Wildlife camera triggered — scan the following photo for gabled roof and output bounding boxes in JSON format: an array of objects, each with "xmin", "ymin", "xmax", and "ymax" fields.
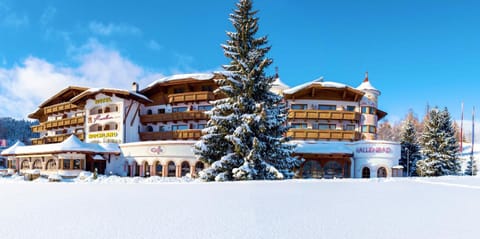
[
  {"xmin": 70, "ymin": 88, "xmax": 152, "ymax": 105},
  {"xmin": 283, "ymin": 77, "xmax": 365, "ymax": 102},
  {"xmin": 38, "ymin": 86, "xmax": 89, "ymax": 108},
  {"xmin": 141, "ymin": 73, "xmax": 221, "ymax": 94},
  {"xmin": 1, "ymin": 135, "xmax": 120, "ymax": 156}
]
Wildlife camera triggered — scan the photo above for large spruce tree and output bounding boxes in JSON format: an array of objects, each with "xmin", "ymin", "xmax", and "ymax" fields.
[
  {"xmin": 194, "ymin": 0, "xmax": 298, "ymax": 181},
  {"xmin": 399, "ymin": 120, "xmax": 421, "ymax": 176},
  {"xmin": 417, "ymin": 108, "xmax": 460, "ymax": 176}
]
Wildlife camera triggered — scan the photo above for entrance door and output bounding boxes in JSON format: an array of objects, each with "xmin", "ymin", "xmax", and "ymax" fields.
[
  {"xmin": 377, "ymin": 167, "xmax": 387, "ymax": 178},
  {"xmin": 362, "ymin": 167, "xmax": 370, "ymax": 178},
  {"xmin": 93, "ymin": 160, "xmax": 106, "ymax": 174}
]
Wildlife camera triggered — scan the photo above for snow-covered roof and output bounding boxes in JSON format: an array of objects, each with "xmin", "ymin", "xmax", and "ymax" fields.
[
  {"xmin": 271, "ymin": 77, "xmax": 290, "ymax": 94},
  {"xmin": 1, "ymin": 141, "xmax": 26, "ymax": 155},
  {"xmin": 144, "ymin": 73, "xmax": 216, "ymax": 90},
  {"xmin": 1, "ymin": 135, "xmax": 120, "ymax": 156},
  {"xmin": 282, "ymin": 77, "xmax": 353, "ymax": 95},
  {"xmin": 356, "ymin": 72, "xmax": 380, "ymax": 94},
  {"xmin": 293, "ymin": 141, "xmax": 353, "ymax": 155},
  {"xmin": 70, "ymin": 88, "xmax": 152, "ymax": 104}
]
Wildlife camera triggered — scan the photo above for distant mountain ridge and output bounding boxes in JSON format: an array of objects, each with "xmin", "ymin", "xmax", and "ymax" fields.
[{"xmin": 0, "ymin": 117, "xmax": 38, "ymax": 146}]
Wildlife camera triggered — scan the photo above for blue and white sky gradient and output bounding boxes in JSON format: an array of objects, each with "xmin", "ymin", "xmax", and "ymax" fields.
[{"xmin": 0, "ymin": 0, "xmax": 479, "ymax": 126}]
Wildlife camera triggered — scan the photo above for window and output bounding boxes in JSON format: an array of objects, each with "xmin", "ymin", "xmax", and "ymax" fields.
[
  {"xmin": 201, "ymin": 85, "xmax": 213, "ymax": 91},
  {"xmin": 63, "ymin": 159, "xmax": 71, "ymax": 169},
  {"xmin": 181, "ymin": 161, "xmax": 190, "ymax": 177},
  {"xmin": 157, "ymin": 108, "xmax": 165, "ymax": 114},
  {"xmin": 167, "ymin": 161, "xmax": 176, "ymax": 177},
  {"xmin": 361, "ymin": 125, "xmax": 377, "ymax": 134},
  {"xmin": 377, "ymin": 167, "xmax": 387, "ymax": 177},
  {"xmin": 33, "ymin": 160, "xmax": 42, "ymax": 169},
  {"xmin": 46, "ymin": 159, "xmax": 57, "ymax": 170},
  {"xmin": 195, "ymin": 162, "xmax": 205, "ymax": 176},
  {"xmin": 147, "ymin": 109, "xmax": 153, "ymax": 115},
  {"xmin": 146, "ymin": 126, "xmax": 154, "ymax": 132},
  {"xmin": 318, "ymin": 124, "xmax": 336, "ymax": 130},
  {"xmin": 104, "ymin": 107, "xmax": 111, "ymax": 113},
  {"xmin": 196, "ymin": 124, "xmax": 207, "ymax": 129},
  {"xmin": 97, "ymin": 126, "xmax": 102, "ymax": 131},
  {"xmin": 346, "ymin": 106, "xmax": 356, "ymax": 112},
  {"xmin": 21, "ymin": 160, "xmax": 30, "ymax": 170},
  {"xmin": 291, "ymin": 104, "xmax": 307, "ymax": 110},
  {"xmin": 158, "ymin": 126, "xmax": 165, "ymax": 132},
  {"xmin": 173, "ymin": 88, "xmax": 184, "ymax": 93},
  {"xmin": 291, "ymin": 123, "xmax": 307, "ymax": 129},
  {"xmin": 154, "ymin": 163, "xmax": 162, "ymax": 177},
  {"xmin": 361, "ymin": 106, "xmax": 376, "ymax": 114},
  {"xmin": 97, "ymin": 109, "xmax": 103, "ymax": 114},
  {"xmin": 362, "ymin": 167, "xmax": 370, "ymax": 178},
  {"xmin": 318, "ymin": 105, "xmax": 336, "ymax": 110},
  {"xmin": 324, "ymin": 161, "xmax": 343, "ymax": 179},
  {"xmin": 344, "ymin": 124, "xmax": 356, "ymax": 131},
  {"xmin": 302, "ymin": 160, "xmax": 322, "ymax": 179},
  {"xmin": 104, "ymin": 125, "xmax": 111, "ymax": 131},
  {"xmin": 361, "ymin": 125, "xmax": 369, "ymax": 133},
  {"xmin": 198, "ymin": 105, "xmax": 213, "ymax": 111},
  {"xmin": 73, "ymin": 159, "xmax": 81, "ymax": 169},
  {"xmin": 172, "ymin": 107, "xmax": 188, "ymax": 113},
  {"xmin": 172, "ymin": 125, "xmax": 188, "ymax": 130},
  {"xmin": 10, "ymin": 159, "xmax": 17, "ymax": 169}
]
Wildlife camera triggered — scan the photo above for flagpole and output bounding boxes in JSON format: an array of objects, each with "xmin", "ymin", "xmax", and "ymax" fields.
[
  {"xmin": 471, "ymin": 107, "xmax": 475, "ymax": 176},
  {"xmin": 460, "ymin": 102, "xmax": 464, "ymax": 153}
]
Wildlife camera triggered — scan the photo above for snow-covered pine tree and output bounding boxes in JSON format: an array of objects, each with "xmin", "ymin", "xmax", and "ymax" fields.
[
  {"xmin": 194, "ymin": 0, "xmax": 298, "ymax": 181},
  {"xmin": 399, "ymin": 120, "xmax": 421, "ymax": 176},
  {"xmin": 417, "ymin": 108, "xmax": 461, "ymax": 176},
  {"xmin": 465, "ymin": 156, "xmax": 477, "ymax": 176}
]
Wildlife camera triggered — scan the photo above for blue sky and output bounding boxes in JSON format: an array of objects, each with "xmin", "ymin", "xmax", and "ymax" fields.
[{"xmin": 0, "ymin": 0, "xmax": 479, "ymax": 123}]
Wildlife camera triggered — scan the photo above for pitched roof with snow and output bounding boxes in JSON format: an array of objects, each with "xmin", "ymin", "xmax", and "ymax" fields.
[
  {"xmin": 142, "ymin": 73, "xmax": 218, "ymax": 93},
  {"xmin": 0, "ymin": 135, "xmax": 120, "ymax": 156},
  {"xmin": 70, "ymin": 88, "xmax": 152, "ymax": 104},
  {"xmin": 283, "ymin": 77, "xmax": 357, "ymax": 95}
]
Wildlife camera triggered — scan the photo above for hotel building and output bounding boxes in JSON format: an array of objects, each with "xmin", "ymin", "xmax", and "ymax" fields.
[{"xmin": 1, "ymin": 72, "xmax": 401, "ymax": 179}]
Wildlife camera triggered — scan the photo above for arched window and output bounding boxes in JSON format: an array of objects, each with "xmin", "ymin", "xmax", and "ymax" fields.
[
  {"xmin": 181, "ymin": 161, "xmax": 190, "ymax": 177},
  {"xmin": 155, "ymin": 162, "xmax": 163, "ymax": 177},
  {"xmin": 302, "ymin": 160, "xmax": 322, "ymax": 179},
  {"xmin": 104, "ymin": 125, "xmax": 110, "ymax": 131},
  {"xmin": 97, "ymin": 108, "xmax": 103, "ymax": 114},
  {"xmin": 104, "ymin": 107, "xmax": 111, "ymax": 113},
  {"xmin": 146, "ymin": 126, "xmax": 153, "ymax": 132},
  {"xmin": 377, "ymin": 167, "xmax": 387, "ymax": 178},
  {"xmin": 167, "ymin": 161, "xmax": 176, "ymax": 177},
  {"xmin": 33, "ymin": 160, "xmax": 42, "ymax": 169},
  {"xmin": 362, "ymin": 167, "xmax": 370, "ymax": 178},
  {"xmin": 195, "ymin": 161, "xmax": 204, "ymax": 175},
  {"xmin": 21, "ymin": 160, "xmax": 30, "ymax": 169},
  {"xmin": 46, "ymin": 159, "xmax": 57, "ymax": 170},
  {"xmin": 143, "ymin": 162, "xmax": 150, "ymax": 177},
  {"xmin": 324, "ymin": 161, "xmax": 343, "ymax": 179}
]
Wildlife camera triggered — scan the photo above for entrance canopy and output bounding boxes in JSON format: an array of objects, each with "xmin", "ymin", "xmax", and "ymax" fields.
[{"xmin": 1, "ymin": 135, "xmax": 120, "ymax": 156}]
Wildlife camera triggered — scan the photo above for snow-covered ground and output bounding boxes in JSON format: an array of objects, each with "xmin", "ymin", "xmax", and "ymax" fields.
[{"xmin": 0, "ymin": 176, "xmax": 479, "ymax": 239}]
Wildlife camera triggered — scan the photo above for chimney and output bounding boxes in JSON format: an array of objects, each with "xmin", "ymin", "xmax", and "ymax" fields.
[{"xmin": 132, "ymin": 82, "xmax": 139, "ymax": 92}]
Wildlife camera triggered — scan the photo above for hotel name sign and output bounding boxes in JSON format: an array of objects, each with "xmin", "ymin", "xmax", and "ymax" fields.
[
  {"xmin": 88, "ymin": 131, "xmax": 119, "ymax": 139},
  {"xmin": 95, "ymin": 97, "xmax": 112, "ymax": 105}
]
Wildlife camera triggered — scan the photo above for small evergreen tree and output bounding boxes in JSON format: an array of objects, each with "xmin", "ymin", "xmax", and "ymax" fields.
[
  {"xmin": 399, "ymin": 120, "xmax": 421, "ymax": 176},
  {"xmin": 464, "ymin": 156, "xmax": 477, "ymax": 176},
  {"xmin": 194, "ymin": 0, "xmax": 298, "ymax": 181},
  {"xmin": 417, "ymin": 108, "xmax": 461, "ymax": 176}
]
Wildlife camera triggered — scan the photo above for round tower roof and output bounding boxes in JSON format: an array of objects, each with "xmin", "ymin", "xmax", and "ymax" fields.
[{"xmin": 356, "ymin": 72, "xmax": 380, "ymax": 95}]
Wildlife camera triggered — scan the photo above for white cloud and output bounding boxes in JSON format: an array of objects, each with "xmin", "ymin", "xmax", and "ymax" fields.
[
  {"xmin": 0, "ymin": 3, "xmax": 28, "ymax": 27},
  {"xmin": 0, "ymin": 41, "xmax": 163, "ymax": 119},
  {"xmin": 89, "ymin": 21, "xmax": 141, "ymax": 36}
]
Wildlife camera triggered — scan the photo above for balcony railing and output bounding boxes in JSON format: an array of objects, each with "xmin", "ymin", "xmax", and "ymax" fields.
[
  {"xmin": 31, "ymin": 133, "xmax": 85, "ymax": 145},
  {"xmin": 168, "ymin": 91, "xmax": 215, "ymax": 104},
  {"xmin": 44, "ymin": 116, "xmax": 85, "ymax": 130},
  {"xmin": 31, "ymin": 125, "xmax": 45, "ymax": 133},
  {"xmin": 288, "ymin": 110, "xmax": 361, "ymax": 121},
  {"xmin": 286, "ymin": 129, "xmax": 361, "ymax": 141},
  {"xmin": 140, "ymin": 111, "xmax": 208, "ymax": 124},
  {"xmin": 44, "ymin": 102, "xmax": 79, "ymax": 115},
  {"xmin": 140, "ymin": 130, "xmax": 202, "ymax": 141}
]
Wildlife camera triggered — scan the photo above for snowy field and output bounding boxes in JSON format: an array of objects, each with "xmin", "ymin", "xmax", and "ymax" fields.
[{"xmin": 0, "ymin": 176, "xmax": 479, "ymax": 239}]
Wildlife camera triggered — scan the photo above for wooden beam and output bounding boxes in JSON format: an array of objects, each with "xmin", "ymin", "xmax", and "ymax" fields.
[
  {"xmin": 123, "ymin": 99, "xmax": 133, "ymax": 124},
  {"xmin": 130, "ymin": 103, "xmax": 141, "ymax": 126}
]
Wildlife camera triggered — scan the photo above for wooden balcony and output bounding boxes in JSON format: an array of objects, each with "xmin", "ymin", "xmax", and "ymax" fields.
[
  {"xmin": 140, "ymin": 130, "xmax": 202, "ymax": 141},
  {"xmin": 31, "ymin": 124, "xmax": 45, "ymax": 133},
  {"xmin": 140, "ymin": 111, "xmax": 208, "ymax": 124},
  {"xmin": 288, "ymin": 110, "xmax": 361, "ymax": 121},
  {"xmin": 31, "ymin": 133, "xmax": 85, "ymax": 145},
  {"xmin": 44, "ymin": 102, "xmax": 79, "ymax": 115},
  {"xmin": 44, "ymin": 116, "xmax": 85, "ymax": 130},
  {"xmin": 287, "ymin": 129, "xmax": 361, "ymax": 141},
  {"xmin": 168, "ymin": 91, "xmax": 215, "ymax": 104}
]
